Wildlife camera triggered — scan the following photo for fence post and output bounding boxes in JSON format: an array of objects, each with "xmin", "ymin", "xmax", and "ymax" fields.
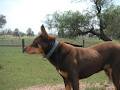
[
  {"xmin": 83, "ymin": 39, "xmax": 85, "ymax": 47},
  {"xmin": 22, "ymin": 39, "xmax": 25, "ymax": 53}
]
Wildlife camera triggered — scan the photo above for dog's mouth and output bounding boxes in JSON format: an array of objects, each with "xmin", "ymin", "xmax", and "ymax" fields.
[{"xmin": 24, "ymin": 46, "xmax": 44, "ymax": 54}]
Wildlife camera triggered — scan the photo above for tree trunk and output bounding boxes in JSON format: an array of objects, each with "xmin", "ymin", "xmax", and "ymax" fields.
[{"xmin": 99, "ymin": 29, "xmax": 112, "ymax": 41}]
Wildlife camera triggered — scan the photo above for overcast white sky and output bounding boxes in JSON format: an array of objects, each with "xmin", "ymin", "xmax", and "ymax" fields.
[
  {"xmin": 0, "ymin": 0, "xmax": 91, "ymax": 34},
  {"xmin": 0, "ymin": 0, "xmax": 119, "ymax": 34}
]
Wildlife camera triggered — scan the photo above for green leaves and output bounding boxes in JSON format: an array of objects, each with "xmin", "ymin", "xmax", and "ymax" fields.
[
  {"xmin": 45, "ymin": 11, "xmax": 91, "ymax": 37},
  {"xmin": 0, "ymin": 14, "xmax": 7, "ymax": 28},
  {"xmin": 103, "ymin": 5, "xmax": 120, "ymax": 38}
]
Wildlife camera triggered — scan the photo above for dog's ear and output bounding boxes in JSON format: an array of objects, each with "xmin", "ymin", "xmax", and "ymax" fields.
[{"xmin": 41, "ymin": 25, "xmax": 48, "ymax": 38}]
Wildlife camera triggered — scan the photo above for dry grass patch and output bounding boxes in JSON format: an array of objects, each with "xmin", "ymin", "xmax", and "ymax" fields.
[{"xmin": 20, "ymin": 82, "xmax": 115, "ymax": 90}]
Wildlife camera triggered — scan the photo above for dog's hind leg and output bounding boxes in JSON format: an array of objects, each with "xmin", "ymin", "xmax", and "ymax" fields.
[
  {"xmin": 112, "ymin": 64, "xmax": 120, "ymax": 90},
  {"xmin": 104, "ymin": 64, "xmax": 113, "ymax": 83},
  {"xmin": 112, "ymin": 72, "xmax": 120, "ymax": 90}
]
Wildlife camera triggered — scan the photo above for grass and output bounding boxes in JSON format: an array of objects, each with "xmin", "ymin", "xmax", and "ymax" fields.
[
  {"xmin": 0, "ymin": 47, "xmax": 62, "ymax": 90},
  {"xmin": 0, "ymin": 37, "xmax": 109, "ymax": 90},
  {"xmin": 59, "ymin": 36, "xmax": 103, "ymax": 47}
]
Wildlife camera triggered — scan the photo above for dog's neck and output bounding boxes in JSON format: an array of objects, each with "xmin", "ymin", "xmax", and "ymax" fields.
[
  {"xmin": 46, "ymin": 42, "xmax": 71, "ymax": 69},
  {"xmin": 44, "ymin": 40, "xmax": 59, "ymax": 59}
]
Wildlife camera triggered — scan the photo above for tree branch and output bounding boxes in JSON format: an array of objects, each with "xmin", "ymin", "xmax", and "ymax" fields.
[{"xmin": 77, "ymin": 26, "xmax": 112, "ymax": 41}]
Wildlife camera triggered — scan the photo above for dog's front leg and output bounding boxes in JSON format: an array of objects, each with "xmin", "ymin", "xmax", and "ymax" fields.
[
  {"xmin": 58, "ymin": 70, "xmax": 72, "ymax": 90},
  {"xmin": 69, "ymin": 73, "xmax": 79, "ymax": 90},
  {"xmin": 71, "ymin": 78, "xmax": 79, "ymax": 90},
  {"xmin": 62, "ymin": 77, "xmax": 71, "ymax": 90}
]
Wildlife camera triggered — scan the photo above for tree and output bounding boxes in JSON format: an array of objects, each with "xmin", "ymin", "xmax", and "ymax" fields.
[
  {"xmin": 74, "ymin": 0, "xmax": 113, "ymax": 41},
  {"xmin": 26, "ymin": 28, "xmax": 34, "ymax": 36},
  {"xmin": 45, "ymin": 11, "xmax": 91, "ymax": 37},
  {"xmin": 0, "ymin": 15, "xmax": 7, "ymax": 29},
  {"xmin": 45, "ymin": 0, "xmax": 118, "ymax": 41},
  {"xmin": 13, "ymin": 28, "xmax": 20, "ymax": 37},
  {"xmin": 5, "ymin": 28, "xmax": 13, "ymax": 35},
  {"xmin": 103, "ymin": 5, "xmax": 120, "ymax": 38},
  {"xmin": 19, "ymin": 32, "xmax": 26, "ymax": 37}
]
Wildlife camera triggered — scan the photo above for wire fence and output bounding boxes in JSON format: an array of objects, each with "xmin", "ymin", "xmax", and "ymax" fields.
[
  {"xmin": 0, "ymin": 38, "xmax": 34, "ymax": 53},
  {"xmin": 0, "ymin": 38, "xmax": 34, "ymax": 46},
  {"xmin": 0, "ymin": 36, "xmax": 85, "ymax": 53}
]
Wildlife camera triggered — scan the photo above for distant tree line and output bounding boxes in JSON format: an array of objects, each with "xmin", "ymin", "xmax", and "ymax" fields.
[
  {"xmin": 0, "ymin": 14, "xmax": 35, "ymax": 38},
  {"xmin": 0, "ymin": 15, "xmax": 6, "ymax": 29},
  {"xmin": 0, "ymin": 28, "xmax": 35, "ymax": 37},
  {"xmin": 45, "ymin": 0, "xmax": 120, "ymax": 41}
]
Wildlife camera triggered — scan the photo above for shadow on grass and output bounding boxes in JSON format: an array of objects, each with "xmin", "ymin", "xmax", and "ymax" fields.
[{"xmin": 0, "ymin": 65, "xmax": 3, "ymax": 69}]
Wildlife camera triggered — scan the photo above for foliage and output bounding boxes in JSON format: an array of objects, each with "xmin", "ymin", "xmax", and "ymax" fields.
[
  {"xmin": 13, "ymin": 28, "xmax": 20, "ymax": 37},
  {"xmin": 26, "ymin": 28, "xmax": 34, "ymax": 36},
  {"xmin": 0, "ymin": 28, "xmax": 26, "ymax": 38},
  {"xmin": 45, "ymin": 0, "xmax": 116, "ymax": 41},
  {"xmin": 0, "ymin": 14, "xmax": 6, "ymax": 29},
  {"xmin": 103, "ymin": 5, "xmax": 120, "ymax": 38},
  {"xmin": 45, "ymin": 11, "xmax": 91, "ymax": 37},
  {"xmin": 75, "ymin": 0, "xmax": 113, "ymax": 41},
  {"xmin": 4, "ymin": 28, "xmax": 13, "ymax": 35}
]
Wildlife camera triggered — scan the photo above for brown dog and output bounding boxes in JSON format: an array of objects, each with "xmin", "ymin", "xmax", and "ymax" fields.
[{"xmin": 24, "ymin": 25, "xmax": 120, "ymax": 90}]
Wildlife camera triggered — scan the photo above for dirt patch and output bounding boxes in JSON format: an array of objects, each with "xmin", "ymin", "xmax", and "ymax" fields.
[{"xmin": 20, "ymin": 82, "xmax": 115, "ymax": 90}]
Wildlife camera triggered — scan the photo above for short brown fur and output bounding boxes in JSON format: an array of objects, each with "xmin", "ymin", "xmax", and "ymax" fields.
[{"xmin": 25, "ymin": 25, "xmax": 120, "ymax": 90}]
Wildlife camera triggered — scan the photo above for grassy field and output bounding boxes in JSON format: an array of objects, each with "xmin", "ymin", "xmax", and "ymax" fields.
[{"xmin": 0, "ymin": 37, "xmax": 110, "ymax": 90}]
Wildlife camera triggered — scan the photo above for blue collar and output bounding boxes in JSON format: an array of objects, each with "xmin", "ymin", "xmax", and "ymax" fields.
[{"xmin": 46, "ymin": 40, "xmax": 59, "ymax": 59}]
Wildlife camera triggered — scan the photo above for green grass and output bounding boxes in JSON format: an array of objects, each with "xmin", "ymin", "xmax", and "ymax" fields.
[
  {"xmin": 60, "ymin": 36, "xmax": 103, "ymax": 47},
  {"xmin": 0, "ymin": 37, "xmax": 109, "ymax": 90},
  {"xmin": 0, "ymin": 47, "xmax": 62, "ymax": 90}
]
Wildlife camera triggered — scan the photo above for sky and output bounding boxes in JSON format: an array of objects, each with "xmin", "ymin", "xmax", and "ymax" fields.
[
  {"xmin": 0, "ymin": 0, "xmax": 90, "ymax": 34},
  {"xmin": 0, "ymin": 0, "xmax": 120, "ymax": 34}
]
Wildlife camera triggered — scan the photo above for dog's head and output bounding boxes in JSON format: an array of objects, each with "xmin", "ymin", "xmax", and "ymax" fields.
[{"xmin": 24, "ymin": 25, "xmax": 56, "ymax": 56}]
